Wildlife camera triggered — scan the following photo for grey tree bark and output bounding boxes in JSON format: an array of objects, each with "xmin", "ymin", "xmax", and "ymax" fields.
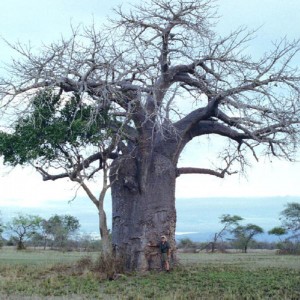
[{"xmin": 110, "ymin": 152, "xmax": 177, "ymax": 271}]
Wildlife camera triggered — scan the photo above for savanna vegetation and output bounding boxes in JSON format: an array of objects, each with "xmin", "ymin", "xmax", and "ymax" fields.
[
  {"xmin": 1, "ymin": 213, "xmax": 103, "ymax": 252},
  {"xmin": 1, "ymin": 206, "xmax": 300, "ymax": 298},
  {"xmin": 0, "ymin": 248, "xmax": 299, "ymax": 299},
  {"xmin": 0, "ymin": 203, "xmax": 300, "ymax": 299},
  {"xmin": 1, "ymin": 204, "xmax": 300, "ymax": 255},
  {"xmin": 178, "ymin": 207, "xmax": 300, "ymax": 255}
]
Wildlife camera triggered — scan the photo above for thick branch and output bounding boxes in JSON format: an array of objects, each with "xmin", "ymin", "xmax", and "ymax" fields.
[
  {"xmin": 177, "ymin": 166, "xmax": 238, "ymax": 178},
  {"xmin": 36, "ymin": 151, "xmax": 118, "ymax": 181},
  {"xmin": 177, "ymin": 167, "xmax": 226, "ymax": 178},
  {"xmin": 189, "ymin": 120, "xmax": 248, "ymax": 141}
]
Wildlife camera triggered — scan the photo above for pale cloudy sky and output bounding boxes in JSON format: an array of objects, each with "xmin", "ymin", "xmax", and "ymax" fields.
[{"xmin": 0, "ymin": 0, "xmax": 300, "ymax": 214}]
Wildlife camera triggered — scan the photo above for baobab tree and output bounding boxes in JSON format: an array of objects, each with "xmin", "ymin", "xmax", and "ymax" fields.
[{"xmin": 1, "ymin": 0, "xmax": 300, "ymax": 270}]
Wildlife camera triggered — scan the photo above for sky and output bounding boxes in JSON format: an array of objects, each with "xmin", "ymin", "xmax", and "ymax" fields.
[{"xmin": 0, "ymin": 0, "xmax": 300, "ymax": 236}]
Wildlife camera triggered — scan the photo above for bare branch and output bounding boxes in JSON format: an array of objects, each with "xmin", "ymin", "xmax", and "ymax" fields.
[{"xmin": 176, "ymin": 167, "xmax": 236, "ymax": 178}]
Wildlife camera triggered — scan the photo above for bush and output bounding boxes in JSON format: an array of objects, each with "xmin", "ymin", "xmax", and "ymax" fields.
[
  {"xmin": 74, "ymin": 252, "xmax": 125, "ymax": 280},
  {"xmin": 276, "ymin": 241, "xmax": 300, "ymax": 255},
  {"xmin": 177, "ymin": 238, "xmax": 197, "ymax": 249}
]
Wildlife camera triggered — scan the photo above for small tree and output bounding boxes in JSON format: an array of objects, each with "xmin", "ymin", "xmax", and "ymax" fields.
[
  {"xmin": 210, "ymin": 214, "xmax": 243, "ymax": 252},
  {"xmin": 0, "ymin": 90, "xmax": 114, "ymax": 254},
  {"xmin": 77, "ymin": 233, "xmax": 94, "ymax": 252},
  {"xmin": 7, "ymin": 214, "xmax": 42, "ymax": 250},
  {"xmin": 232, "ymin": 224, "xmax": 264, "ymax": 253},
  {"xmin": 281, "ymin": 202, "xmax": 300, "ymax": 239},
  {"xmin": 177, "ymin": 238, "xmax": 196, "ymax": 250},
  {"xmin": 271, "ymin": 202, "xmax": 300, "ymax": 254},
  {"xmin": 0, "ymin": 212, "xmax": 3, "ymax": 248},
  {"xmin": 268, "ymin": 226, "xmax": 287, "ymax": 241},
  {"xmin": 28, "ymin": 232, "xmax": 45, "ymax": 249},
  {"xmin": 42, "ymin": 215, "xmax": 80, "ymax": 250},
  {"xmin": 39, "ymin": 219, "xmax": 51, "ymax": 250},
  {"xmin": 268, "ymin": 226, "xmax": 288, "ymax": 252}
]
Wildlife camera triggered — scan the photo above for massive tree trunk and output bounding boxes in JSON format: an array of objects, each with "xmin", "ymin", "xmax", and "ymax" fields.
[{"xmin": 110, "ymin": 152, "xmax": 177, "ymax": 271}]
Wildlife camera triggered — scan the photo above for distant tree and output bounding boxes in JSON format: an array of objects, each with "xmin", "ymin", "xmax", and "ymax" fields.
[
  {"xmin": 0, "ymin": 212, "xmax": 4, "ymax": 248},
  {"xmin": 268, "ymin": 226, "xmax": 289, "ymax": 253},
  {"xmin": 268, "ymin": 226, "xmax": 287, "ymax": 241},
  {"xmin": 7, "ymin": 214, "xmax": 42, "ymax": 250},
  {"xmin": 280, "ymin": 202, "xmax": 300, "ymax": 240},
  {"xmin": 269, "ymin": 202, "xmax": 300, "ymax": 254},
  {"xmin": 77, "ymin": 233, "xmax": 93, "ymax": 251},
  {"xmin": 210, "ymin": 214, "xmax": 243, "ymax": 252},
  {"xmin": 6, "ymin": 236, "xmax": 15, "ymax": 247},
  {"xmin": 177, "ymin": 238, "xmax": 196, "ymax": 250},
  {"xmin": 28, "ymin": 232, "xmax": 45, "ymax": 249},
  {"xmin": 39, "ymin": 219, "xmax": 51, "ymax": 250},
  {"xmin": 232, "ymin": 224, "xmax": 264, "ymax": 253},
  {"xmin": 42, "ymin": 215, "xmax": 80, "ymax": 250}
]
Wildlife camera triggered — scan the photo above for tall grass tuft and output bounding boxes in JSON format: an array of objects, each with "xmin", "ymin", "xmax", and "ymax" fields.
[{"xmin": 74, "ymin": 252, "xmax": 125, "ymax": 280}]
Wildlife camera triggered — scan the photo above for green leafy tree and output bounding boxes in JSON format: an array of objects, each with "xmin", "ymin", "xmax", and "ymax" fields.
[
  {"xmin": 28, "ymin": 232, "xmax": 45, "ymax": 248},
  {"xmin": 0, "ymin": 90, "xmax": 114, "ymax": 254},
  {"xmin": 270, "ymin": 202, "xmax": 300, "ymax": 253},
  {"xmin": 280, "ymin": 202, "xmax": 300, "ymax": 239},
  {"xmin": 1, "ymin": 0, "xmax": 300, "ymax": 270},
  {"xmin": 0, "ymin": 91, "xmax": 112, "ymax": 165},
  {"xmin": 268, "ymin": 226, "xmax": 287, "ymax": 240},
  {"xmin": 43, "ymin": 215, "xmax": 80, "ymax": 250},
  {"xmin": 268, "ymin": 226, "xmax": 288, "ymax": 252},
  {"xmin": 0, "ymin": 212, "xmax": 4, "ymax": 248},
  {"xmin": 7, "ymin": 214, "xmax": 43, "ymax": 250},
  {"xmin": 210, "ymin": 214, "xmax": 243, "ymax": 252},
  {"xmin": 232, "ymin": 224, "xmax": 264, "ymax": 253}
]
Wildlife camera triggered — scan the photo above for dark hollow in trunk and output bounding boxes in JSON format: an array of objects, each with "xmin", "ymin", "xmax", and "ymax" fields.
[{"xmin": 110, "ymin": 153, "xmax": 177, "ymax": 271}]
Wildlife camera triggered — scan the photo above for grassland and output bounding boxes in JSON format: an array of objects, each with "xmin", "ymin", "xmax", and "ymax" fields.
[{"xmin": 0, "ymin": 247, "xmax": 299, "ymax": 299}]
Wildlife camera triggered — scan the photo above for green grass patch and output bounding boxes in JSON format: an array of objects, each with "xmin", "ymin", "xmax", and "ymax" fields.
[
  {"xmin": 0, "ymin": 246, "xmax": 99, "ymax": 265},
  {"xmin": 102, "ymin": 264, "xmax": 300, "ymax": 299},
  {"xmin": 0, "ymin": 248, "xmax": 299, "ymax": 299}
]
